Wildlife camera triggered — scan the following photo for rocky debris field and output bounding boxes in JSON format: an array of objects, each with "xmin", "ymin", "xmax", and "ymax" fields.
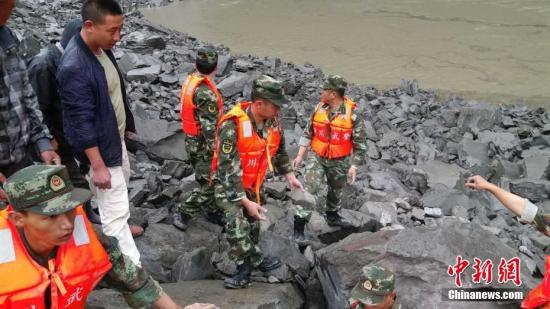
[{"xmin": 13, "ymin": 1, "xmax": 550, "ymax": 308}]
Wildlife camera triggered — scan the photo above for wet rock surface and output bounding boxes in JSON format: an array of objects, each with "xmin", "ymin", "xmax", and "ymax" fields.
[{"xmin": 12, "ymin": 1, "xmax": 550, "ymax": 308}]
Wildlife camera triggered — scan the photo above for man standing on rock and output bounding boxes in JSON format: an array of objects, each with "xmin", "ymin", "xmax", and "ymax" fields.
[
  {"xmin": 212, "ymin": 75, "xmax": 304, "ymax": 289},
  {"xmin": 58, "ymin": 0, "xmax": 143, "ymax": 268},
  {"xmin": 173, "ymin": 47, "xmax": 225, "ymax": 231},
  {"xmin": 348, "ymin": 265, "xmax": 401, "ymax": 309},
  {"xmin": 0, "ymin": 0, "xmax": 61, "ymax": 201},
  {"xmin": 28, "ymin": 18, "xmax": 102, "ymax": 224},
  {"xmin": 292, "ymin": 74, "xmax": 368, "ymax": 240}
]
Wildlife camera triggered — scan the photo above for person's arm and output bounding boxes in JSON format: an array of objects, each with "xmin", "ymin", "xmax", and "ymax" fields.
[
  {"xmin": 20, "ymin": 53, "xmax": 58, "ymax": 162},
  {"xmin": 350, "ymin": 109, "xmax": 367, "ymax": 167},
  {"xmin": 194, "ymin": 85, "xmax": 219, "ymax": 148},
  {"xmin": 293, "ymin": 109, "xmax": 315, "ymax": 169},
  {"xmin": 28, "ymin": 52, "xmax": 59, "ymax": 140},
  {"xmin": 271, "ymin": 125, "xmax": 303, "ymax": 191},
  {"xmin": 465, "ymin": 175, "xmax": 525, "ymax": 217}
]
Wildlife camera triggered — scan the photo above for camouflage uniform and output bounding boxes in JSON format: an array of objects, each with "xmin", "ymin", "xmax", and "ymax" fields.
[
  {"xmin": 177, "ymin": 47, "xmax": 223, "ymax": 217},
  {"xmin": 295, "ymin": 75, "xmax": 368, "ymax": 221},
  {"xmin": 3, "ymin": 165, "xmax": 162, "ymax": 308},
  {"xmin": 215, "ymin": 76, "xmax": 292, "ymax": 267},
  {"xmin": 348, "ymin": 265, "xmax": 401, "ymax": 309}
]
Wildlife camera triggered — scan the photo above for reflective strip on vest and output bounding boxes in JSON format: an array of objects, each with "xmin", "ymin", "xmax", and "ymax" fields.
[
  {"xmin": 180, "ymin": 73, "xmax": 223, "ymax": 136},
  {"xmin": 310, "ymin": 98, "xmax": 356, "ymax": 159},
  {"xmin": 0, "ymin": 228, "xmax": 15, "ymax": 264}
]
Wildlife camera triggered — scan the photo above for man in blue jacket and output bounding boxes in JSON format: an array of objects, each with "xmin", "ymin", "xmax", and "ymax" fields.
[{"xmin": 58, "ymin": 0, "xmax": 142, "ymax": 267}]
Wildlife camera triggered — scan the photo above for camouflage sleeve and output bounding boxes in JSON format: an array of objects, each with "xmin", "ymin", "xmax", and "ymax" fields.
[
  {"xmin": 194, "ymin": 84, "xmax": 219, "ymax": 147},
  {"xmin": 350, "ymin": 110, "xmax": 368, "ymax": 166},
  {"xmin": 216, "ymin": 120, "xmax": 246, "ymax": 202},
  {"xmin": 272, "ymin": 126, "xmax": 293, "ymax": 175},
  {"xmin": 96, "ymin": 231, "xmax": 162, "ymax": 308},
  {"xmin": 529, "ymin": 202, "xmax": 550, "ymax": 237},
  {"xmin": 298, "ymin": 115, "xmax": 313, "ymax": 147}
]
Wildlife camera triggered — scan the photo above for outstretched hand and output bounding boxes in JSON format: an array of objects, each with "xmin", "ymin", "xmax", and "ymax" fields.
[{"xmin": 465, "ymin": 175, "xmax": 491, "ymax": 191}]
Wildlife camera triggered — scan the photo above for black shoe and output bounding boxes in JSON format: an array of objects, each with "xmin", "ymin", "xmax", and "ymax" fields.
[
  {"xmin": 173, "ymin": 212, "xmax": 191, "ymax": 231},
  {"xmin": 326, "ymin": 211, "xmax": 354, "ymax": 228},
  {"xmin": 206, "ymin": 211, "xmax": 227, "ymax": 226},
  {"xmin": 294, "ymin": 217, "xmax": 307, "ymax": 244},
  {"xmin": 224, "ymin": 260, "xmax": 252, "ymax": 289},
  {"xmin": 84, "ymin": 202, "xmax": 101, "ymax": 224},
  {"xmin": 256, "ymin": 256, "xmax": 282, "ymax": 272}
]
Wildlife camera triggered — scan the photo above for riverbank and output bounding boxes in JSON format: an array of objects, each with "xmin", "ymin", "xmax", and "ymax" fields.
[{"xmin": 141, "ymin": 0, "xmax": 550, "ymax": 107}]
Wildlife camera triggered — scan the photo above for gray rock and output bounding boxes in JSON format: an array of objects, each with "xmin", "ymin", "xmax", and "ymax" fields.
[
  {"xmin": 456, "ymin": 101, "xmax": 502, "ymax": 133},
  {"xmin": 171, "ymin": 247, "xmax": 216, "ymax": 281},
  {"xmin": 411, "ymin": 208, "xmax": 425, "ymax": 221},
  {"xmin": 529, "ymin": 233, "xmax": 550, "ymax": 251},
  {"xmin": 127, "ymin": 64, "xmax": 162, "ymax": 83},
  {"xmin": 145, "ymin": 34, "xmax": 166, "ymax": 50},
  {"xmin": 288, "ymin": 189, "xmax": 316, "ymax": 209},
  {"xmin": 358, "ymin": 201, "xmax": 397, "ymax": 226},
  {"xmin": 264, "ymin": 181, "xmax": 288, "ymax": 200},
  {"xmin": 424, "ymin": 207, "xmax": 442, "ymax": 218},
  {"xmin": 218, "ymin": 72, "xmax": 248, "ymax": 97},
  {"xmin": 315, "ymin": 218, "xmax": 536, "ymax": 309},
  {"xmin": 135, "ymin": 219, "xmax": 222, "ymax": 282},
  {"xmin": 422, "ymin": 185, "xmax": 474, "ymax": 216},
  {"xmin": 509, "ymin": 179, "xmax": 550, "ymax": 203},
  {"xmin": 415, "ymin": 160, "xmax": 465, "ymax": 189},
  {"xmin": 309, "ymin": 209, "xmax": 379, "ymax": 244}
]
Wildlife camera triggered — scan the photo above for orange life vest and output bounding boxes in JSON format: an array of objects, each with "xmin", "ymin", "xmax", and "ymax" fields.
[
  {"xmin": 180, "ymin": 73, "xmax": 224, "ymax": 136},
  {"xmin": 522, "ymin": 255, "xmax": 550, "ymax": 308},
  {"xmin": 310, "ymin": 98, "xmax": 356, "ymax": 159},
  {"xmin": 211, "ymin": 102, "xmax": 281, "ymax": 203},
  {"xmin": 0, "ymin": 206, "xmax": 112, "ymax": 309}
]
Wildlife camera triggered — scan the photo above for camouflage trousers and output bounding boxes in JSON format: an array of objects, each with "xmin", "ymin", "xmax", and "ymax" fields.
[
  {"xmin": 176, "ymin": 136, "xmax": 221, "ymax": 216},
  {"xmin": 295, "ymin": 153, "xmax": 350, "ymax": 222},
  {"xmin": 215, "ymin": 186, "xmax": 264, "ymax": 267}
]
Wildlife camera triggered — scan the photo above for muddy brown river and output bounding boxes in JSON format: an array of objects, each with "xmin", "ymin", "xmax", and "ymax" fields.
[{"xmin": 142, "ymin": 0, "xmax": 550, "ymax": 106}]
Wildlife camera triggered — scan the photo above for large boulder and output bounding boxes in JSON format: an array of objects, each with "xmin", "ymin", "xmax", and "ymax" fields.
[
  {"xmin": 135, "ymin": 219, "xmax": 222, "ymax": 283},
  {"xmin": 315, "ymin": 218, "xmax": 536, "ymax": 309}
]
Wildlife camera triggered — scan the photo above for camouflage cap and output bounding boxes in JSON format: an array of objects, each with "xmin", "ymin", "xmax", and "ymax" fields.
[
  {"xmin": 323, "ymin": 74, "xmax": 347, "ymax": 93},
  {"xmin": 348, "ymin": 265, "xmax": 395, "ymax": 306},
  {"xmin": 4, "ymin": 165, "xmax": 91, "ymax": 215},
  {"xmin": 252, "ymin": 75, "xmax": 288, "ymax": 107},
  {"xmin": 196, "ymin": 46, "xmax": 218, "ymax": 66}
]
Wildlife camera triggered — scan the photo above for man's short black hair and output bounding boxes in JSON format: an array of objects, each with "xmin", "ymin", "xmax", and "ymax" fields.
[
  {"xmin": 81, "ymin": 0, "xmax": 123, "ymax": 24},
  {"xmin": 196, "ymin": 60, "xmax": 216, "ymax": 75}
]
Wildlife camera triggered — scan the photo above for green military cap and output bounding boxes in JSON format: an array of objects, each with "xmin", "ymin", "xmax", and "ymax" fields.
[
  {"xmin": 4, "ymin": 165, "xmax": 91, "ymax": 215},
  {"xmin": 196, "ymin": 46, "xmax": 218, "ymax": 66},
  {"xmin": 323, "ymin": 74, "xmax": 347, "ymax": 93},
  {"xmin": 348, "ymin": 265, "xmax": 395, "ymax": 307},
  {"xmin": 252, "ymin": 75, "xmax": 288, "ymax": 107}
]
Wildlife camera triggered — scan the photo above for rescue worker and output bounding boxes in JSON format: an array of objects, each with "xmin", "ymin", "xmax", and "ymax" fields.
[
  {"xmin": 292, "ymin": 74, "xmax": 368, "ymax": 240},
  {"xmin": 348, "ymin": 265, "xmax": 401, "ymax": 309},
  {"xmin": 173, "ymin": 47, "xmax": 225, "ymax": 231},
  {"xmin": 0, "ymin": 164, "xmax": 219, "ymax": 309},
  {"xmin": 466, "ymin": 175, "xmax": 550, "ymax": 309},
  {"xmin": 212, "ymin": 75, "xmax": 303, "ymax": 289}
]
